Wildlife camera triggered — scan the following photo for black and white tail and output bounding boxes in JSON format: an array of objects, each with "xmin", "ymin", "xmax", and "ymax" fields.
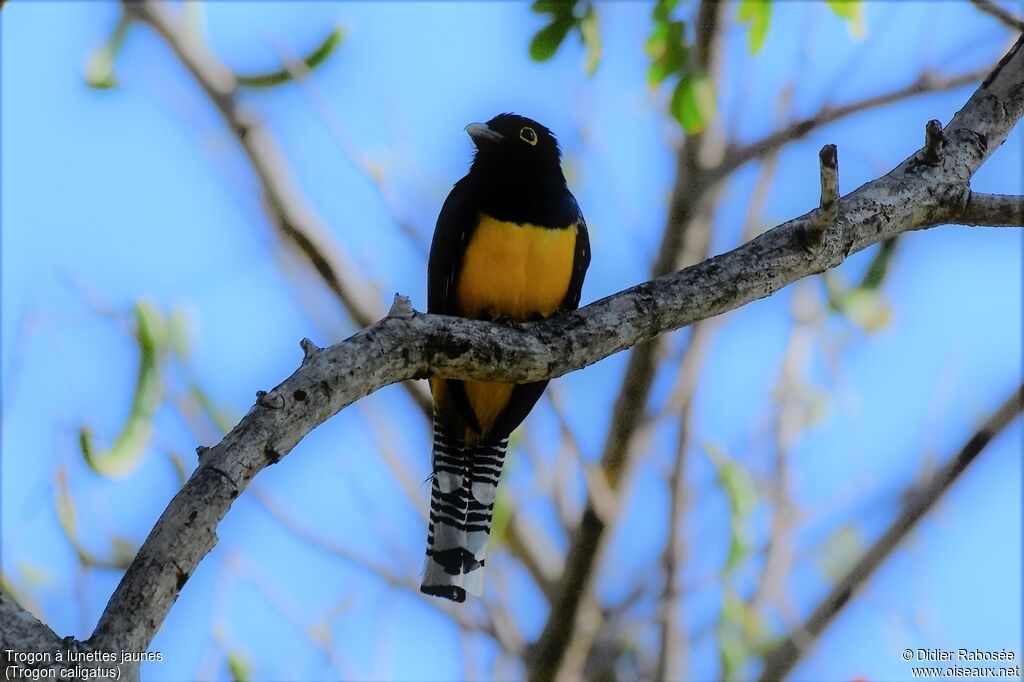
[{"xmin": 421, "ymin": 419, "xmax": 508, "ymax": 602}]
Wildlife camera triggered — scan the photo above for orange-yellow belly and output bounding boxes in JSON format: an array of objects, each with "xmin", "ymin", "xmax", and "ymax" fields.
[
  {"xmin": 455, "ymin": 215, "xmax": 578, "ymax": 320},
  {"xmin": 452, "ymin": 214, "xmax": 577, "ymax": 439}
]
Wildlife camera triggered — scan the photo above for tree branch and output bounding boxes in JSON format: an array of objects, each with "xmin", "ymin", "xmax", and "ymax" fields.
[
  {"xmin": 757, "ymin": 383, "xmax": 1024, "ymax": 682},
  {"xmin": 122, "ymin": 0, "xmax": 433, "ymax": 415},
  {"xmin": 717, "ymin": 66, "xmax": 993, "ymax": 180},
  {"xmin": 959, "ymin": 192, "xmax": 1024, "ymax": 226},
  {"xmin": 76, "ymin": 32, "xmax": 1024, "ymax": 664},
  {"xmin": 0, "ymin": 594, "xmax": 136, "ymax": 681},
  {"xmin": 1, "ymin": 594, "xmax": 61, "ymax": 661},
  {"xmin": 970, "ymin": 0, "xmax": 1024, "ymax": 31}
]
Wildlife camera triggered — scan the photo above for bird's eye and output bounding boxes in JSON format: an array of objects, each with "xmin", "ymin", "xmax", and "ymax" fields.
[{"xmin": 519, "ymin": 126, "xmax": 538, "ymax": 145}]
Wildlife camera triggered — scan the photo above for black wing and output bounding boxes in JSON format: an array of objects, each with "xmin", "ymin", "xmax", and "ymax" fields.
[
  {"xmin": 428, "ymin": 176, "xmax": 478, "ymax": 315},
  {"xmin": 560, "ymin": 197, "xmax": 591, "ymax": 312},
  {"xmin": 428, "ymin": 176, "xmax": 485, "ymax": 433}
]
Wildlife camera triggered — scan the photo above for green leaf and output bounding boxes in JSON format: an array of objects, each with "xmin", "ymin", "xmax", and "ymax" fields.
[
  {"xmin": 579, "ymin": 3, "xmax": 602, "ymax": 76},
  {"xmin": 706, "ymin": 445, "xmax": 756, "ymax": 520},
  {"xmin": 168, "ymin": 303, "xmax": 194, "ymax": 363},
  {"xmin": 303, "ymin": 26, "xmax": 345, "ymax": 72},
  {"xmin": 54, "ymin": 467, "xmax": 99, "ymax": 566},
  {"xmin": 83, "ymin": 14, "xmax": 132, "ymax": 90},
  {"xmin": 237, "ymin": 25, "xmax": 345, "ymax": 88},
  {"xmin": 647, "ymin": 20, "xmax": 687, "ymax": 85},
  {"xmin": 826, "ymin": 0, "xmax": 866, "ymax": 38},
  {"xmin": 226, "ymin": 651, "xmax": 252, "ymax": 682},
  {"xmin": 532, "ymin": 0, "xmax": 574, "ymax": 18},
  {"xmin": 189, "ymin": 383, "xmax": 235, "ymax": 435},
  {"xmin": 14, "ymin": 561, "xmax": 54, "ymax": 589},
  {"xmin": 718, "ymin": 590, "xmax": 751, "ymax": 679},
  {"xmin": 81, "ymin": 299, "xmax": 167, "ymax": 478},
  {"xmin": 738, "ymin": 0, "xmax": 771, "ymax": 54},
  {"xmin": 166, "ymin": 451, "xmax": 189, "ymax": 487},
  {"xmin": 110, "ymin": 534, "xmax": 139, "ymax": 570},
  {"xmin": 652, "ymin": 0, "xmax": 680, "ymax": 23},
  {"xmin": 3, "ymin": 572, "xmax": 45, "ymax": 618},
  {"xmin": 705, "ymin": 444, "xmax": 757, "ymax": 572},
  {"xmin": 671, "ymin": 74, "xmax": 717, "ymax": 134},
  {"xmin": 814, "ymin": 524, "xmax": 865, "ymax": 582},
  {"xmin": 83, "ymin": 50, "xmax": 118, "ymax": 90},
  {"xmin": 842, "ymin": 288, "xmax": 893, "ymax": 333},
  {"xmin": 822, "ymin": 271, "xmax": 848, "ymax": 313},
  {"xmin": 858, "ymin": 236, "xmax": 899, "ymax": 290},
  {"xmin": 529, "ymin": 17, "xmax": 575, "ymax": 62},
  {"xmin": 801, "ymin": 384, "xmax": 831, "ymax": 427},
  {"xmin": 725, "ymin": 531, "xmax": 751, "ymax": 572},
  {"xmin": 55, "ymin": 468, "xmax": 77, "ymax": 536}
]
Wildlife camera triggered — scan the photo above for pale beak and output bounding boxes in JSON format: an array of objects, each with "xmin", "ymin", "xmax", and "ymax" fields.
[{"xmin": 465, "ymin": 123, "xmax": 504, "ymax": 145}]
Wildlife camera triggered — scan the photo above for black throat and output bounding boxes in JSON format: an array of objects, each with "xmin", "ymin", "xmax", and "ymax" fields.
[{"xmin": 466, "ymin": 158, "xmax": 574, "ymax": 227}]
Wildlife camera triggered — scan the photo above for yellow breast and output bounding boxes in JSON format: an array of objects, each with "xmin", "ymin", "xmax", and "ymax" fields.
[
  {"xmin": 455, "ymin": 214, "xmax": 577, "ymax": 321},
  {"xmin": 450, "ymin": 214, "xmax": 578, "ymax": 441}
]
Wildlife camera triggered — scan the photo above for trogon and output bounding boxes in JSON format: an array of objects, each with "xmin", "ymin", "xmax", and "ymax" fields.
[{"xmin": 421, "ymin": 113, "xmax": 591, "ymax": 602}]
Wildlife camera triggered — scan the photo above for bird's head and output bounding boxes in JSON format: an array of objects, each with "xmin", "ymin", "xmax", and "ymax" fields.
[{"xmin": 465, "ymin": 113, "xmax": 563, "ymax": 176}]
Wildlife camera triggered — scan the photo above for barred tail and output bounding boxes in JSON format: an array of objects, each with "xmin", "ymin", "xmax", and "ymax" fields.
[{"xmin": 421, "ymin": 420, "xmax": 508, "ymax": 602}]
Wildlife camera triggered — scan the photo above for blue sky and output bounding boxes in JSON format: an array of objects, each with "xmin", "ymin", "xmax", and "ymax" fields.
[{"xmin": 2, "ymin": 2, "xmax": 1020, "ymax": 680}]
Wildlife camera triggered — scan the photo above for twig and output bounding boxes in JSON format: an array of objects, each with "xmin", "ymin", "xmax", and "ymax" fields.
[
  {"xmin": 922, "ymin": 119, "xmax": 947, "ymax": 165},
  {"xmin": 757, "ymin": 383, "xmax": 1024, "ymax": 681},
  {"xmin": 502, "ymin": 514, "xmax": 562, "ymax": 601},
  {"xmin": 970, "ymin": 0, "xmax": 1024, "ymax": 31},
  {"xmin": 803, "ymin": 144, "xmax": 840, "ymax": 247},
  {"xmin": 717, "ymin": 66, "xmax": 992, "ymax": 180},
  {"xmin": 268, "ymin": 38, "xmax": 429, "ymax": 257},
  {"xmin": 355, "ymin": 401, "xmax": 427, "ymax": 520},
  {"xmin": 226, "ymin": 553, "xmax": 350, "ymax": 679}
]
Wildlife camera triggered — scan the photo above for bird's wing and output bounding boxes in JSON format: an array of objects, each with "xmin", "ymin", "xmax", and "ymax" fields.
[
  {"xmin": 428, "ymin": 177, "xmax": 477, "ymax": 315},
  {"xmin": 560, "ymin": 197, "xmax": 591, "ymax": 312}
]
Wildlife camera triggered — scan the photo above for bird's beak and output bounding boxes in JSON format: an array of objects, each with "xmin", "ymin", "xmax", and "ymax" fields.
[{"xmin": 465, "ymin": 123, "xmax": 503, "ymax": 145}]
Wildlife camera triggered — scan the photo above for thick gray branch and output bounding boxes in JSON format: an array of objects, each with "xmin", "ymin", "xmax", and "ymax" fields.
[
  {"xmin": 1, "ymin": 595, "xmax": 61, "ymax": 660},
  {"xmin": 83, "ymin": 34, "xmax": 1024, "ymax": 660},
  {"xmin": 1, "ymin": 595, "xmax": 137, "ymax": 682}
]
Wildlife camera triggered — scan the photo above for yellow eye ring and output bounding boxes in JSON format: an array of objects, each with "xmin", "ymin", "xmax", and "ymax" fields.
[{"xmin": 519, "ymin": 126, "xmax": 538, "ymax": 145}]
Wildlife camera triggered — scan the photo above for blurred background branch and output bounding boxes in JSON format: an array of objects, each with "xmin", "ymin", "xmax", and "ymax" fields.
[
  {"xmin": 122, "ymin": 0, "xmax": 432, "ymax": 414},
  {"xmin": 758, "ymin": 383, "xmax": 1024, "ymax": 682},
  {"xmin": 970, "ymin": 0, "xmax": 1024, "ymax": 31}
]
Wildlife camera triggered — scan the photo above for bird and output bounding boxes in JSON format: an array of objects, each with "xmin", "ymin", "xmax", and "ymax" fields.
[{"xmin": 421, "ymin": 113, "xmax": 591, "ymax": 602}]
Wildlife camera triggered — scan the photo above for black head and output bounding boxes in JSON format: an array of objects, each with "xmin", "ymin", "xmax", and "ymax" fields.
[{"xmin": 465, "ymin": 113, "xmax": 563, "ymax": 178}]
